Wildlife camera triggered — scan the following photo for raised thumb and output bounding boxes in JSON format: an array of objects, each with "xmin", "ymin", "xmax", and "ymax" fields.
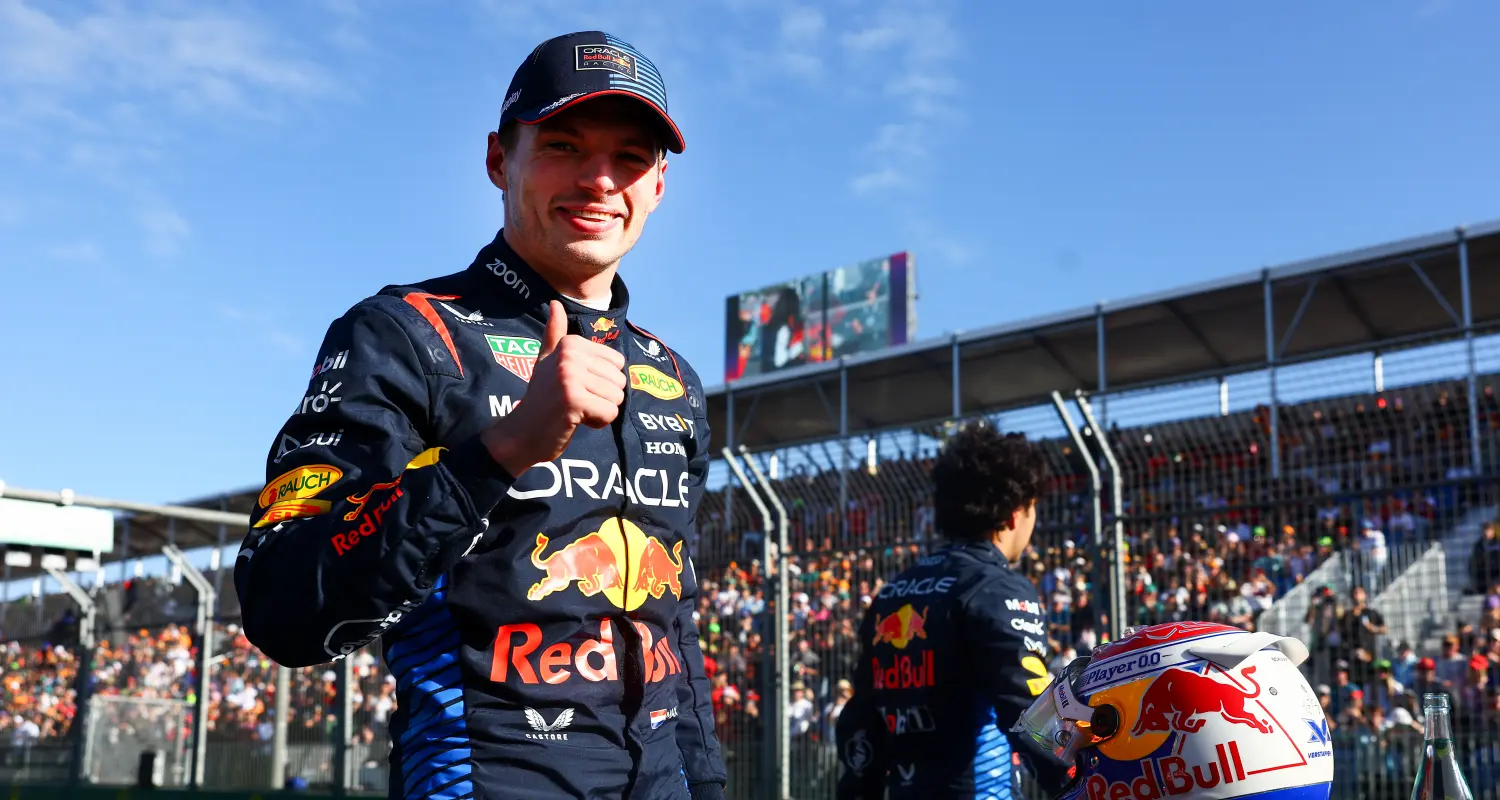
[{"xmin": 538, "ymin": 299, "xmax": 567, "ymax": 359}]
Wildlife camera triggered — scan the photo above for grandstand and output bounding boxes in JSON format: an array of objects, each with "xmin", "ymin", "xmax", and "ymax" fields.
[{"xmin": 4, "ymin": 219, "xmax": 1500, "ymax": 799}]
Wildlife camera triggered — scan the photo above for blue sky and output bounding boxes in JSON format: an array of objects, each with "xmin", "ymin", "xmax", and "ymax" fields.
[{"xmin": 1, "ymin": 0, "xmax": 1498, "ymax": 508}]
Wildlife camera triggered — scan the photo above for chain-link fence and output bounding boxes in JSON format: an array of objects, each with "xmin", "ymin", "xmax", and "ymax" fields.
[{"xmin": 7, "ymin": 346, "xmax": 1500, "ymax": 799}]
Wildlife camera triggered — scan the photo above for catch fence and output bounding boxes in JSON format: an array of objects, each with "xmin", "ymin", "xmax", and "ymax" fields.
[{"xmin": 5, "ymin": 341, "xmax": 1500, "ymax": 799}]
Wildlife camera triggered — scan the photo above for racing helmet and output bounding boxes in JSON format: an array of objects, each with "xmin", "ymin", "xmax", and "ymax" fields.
[{"xmin": 1013, "ymin": 622, "xmax": 1333, "ymax": 800}]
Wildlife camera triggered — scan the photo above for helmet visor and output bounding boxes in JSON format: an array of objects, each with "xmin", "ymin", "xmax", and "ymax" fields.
[{"xmin": 1012, "ymin": 656, "xmax": 1096, "ymax": 763}]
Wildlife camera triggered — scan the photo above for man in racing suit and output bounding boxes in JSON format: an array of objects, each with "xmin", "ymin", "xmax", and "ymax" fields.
[
  {"xmin": 836, "ymin": 421, "xmax": 1073, "ymax": 799},
  {"xmin": 234, "ymin": 31, "xmax": 727, "ymax": 800}
]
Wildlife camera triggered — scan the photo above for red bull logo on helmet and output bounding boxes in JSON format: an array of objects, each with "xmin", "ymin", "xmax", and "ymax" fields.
[
  {"xmin": 527, "ymin": 518, "xmax": 685, "ymax": 611},
  {"xmin": 1083, "ymin": 743, "xmax": 1252, "ymax": 799},
  {"xmin": 1131, "ymin": 666, "xmax": 1272, "ymax": 737}
]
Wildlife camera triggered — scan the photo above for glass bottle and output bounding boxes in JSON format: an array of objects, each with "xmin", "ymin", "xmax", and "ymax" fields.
[{"xmin": 1410, "ymin": 692, "xmax": 1474, "ymax": 800}]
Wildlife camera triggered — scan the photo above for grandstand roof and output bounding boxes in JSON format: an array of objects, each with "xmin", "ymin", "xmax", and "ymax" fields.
[{"xmin": 706, "ymin": 219, "xmax": 1500, "ymax": 450}]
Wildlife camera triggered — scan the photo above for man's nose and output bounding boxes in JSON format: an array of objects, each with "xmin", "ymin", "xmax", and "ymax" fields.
[{"xmin": 575, "ymin": 153, "xmax": 619, "ymax": 195}]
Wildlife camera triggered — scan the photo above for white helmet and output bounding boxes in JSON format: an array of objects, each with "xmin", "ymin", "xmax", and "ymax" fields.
[{"xmin": 1013, "ymin": 621, "xmax": 1334, "ymax": 799}]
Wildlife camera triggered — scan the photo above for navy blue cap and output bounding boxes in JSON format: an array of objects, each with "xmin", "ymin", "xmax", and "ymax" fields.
[{"xmin": 498, "ymin": 31, "xmax": 684, "ymax": 154}]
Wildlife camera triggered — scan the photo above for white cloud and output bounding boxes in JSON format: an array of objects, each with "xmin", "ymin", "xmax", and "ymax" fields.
[
  {"xmin": 44, "ymin": 241, "xmax": 101, "ymax": 263},
  {"xmin": 840, "ymin": 0, "xmax": 962, "ymax": 197},
  {"xmin": 0, "ymin": 195, "xmax": 19, "ymax": 226},
  {"xmin": 851, "ymin": 168, "xmax": 905, "ymax": 195},
  {"xmin": 780, "ymin": 6, "xmax": 825, "ymax": 43},
  {"xmin": 218, "ymin": 304, "xmax": 304, "ymax": 356},
  {"xmin": 141, "ymin": 208, "xmax": 191, "ymax": 257},
  {"xmin": 0, "ymin": 1, "xmax": 331, "ymax": 120},
  {"xmin": 0, "ymin": 0, "xmax": 343, "ymax": 264}
]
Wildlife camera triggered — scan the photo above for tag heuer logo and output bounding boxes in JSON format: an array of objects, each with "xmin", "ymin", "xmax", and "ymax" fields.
[
  {"xmin": 486, "ymin": 335, "xmax": 541, "ymax": 382},
  {"xmin": 525, "ymin": 707, "xmax": 574, "ymax": 741}
]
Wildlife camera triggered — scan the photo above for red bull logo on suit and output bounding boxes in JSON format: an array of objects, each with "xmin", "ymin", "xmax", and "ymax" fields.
[{"xmin": 526, "ymin": 518, "xmax": 685, "ymax": 611}]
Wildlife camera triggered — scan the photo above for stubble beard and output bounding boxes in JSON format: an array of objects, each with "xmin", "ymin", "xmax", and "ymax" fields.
[{"xmin": 507, "ymin": 197, "xmax": 626, "ymax": 284}]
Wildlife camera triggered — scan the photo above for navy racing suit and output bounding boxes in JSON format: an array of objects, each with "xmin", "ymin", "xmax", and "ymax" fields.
[
  {"xmin": 234, "ymin": 230, "xmax": 727, "ymax": 800},
  {"xmin": 835, "ymin": 541, "xmax": 1073, "ymax": 800}
]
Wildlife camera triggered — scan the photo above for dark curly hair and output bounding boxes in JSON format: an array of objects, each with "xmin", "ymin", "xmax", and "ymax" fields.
[{"xmin": 931, "ymin": 420, "xmax": 1048, "ymax": 544}]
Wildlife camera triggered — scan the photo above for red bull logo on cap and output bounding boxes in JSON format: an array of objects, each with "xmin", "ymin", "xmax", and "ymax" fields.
[
  {"xmin": 871, "ymin": 604, "xmax": 928, "ymax": 649},
  {"xmin": 527, "ymin": 518, "xmax": 684, "ymax": 611}
]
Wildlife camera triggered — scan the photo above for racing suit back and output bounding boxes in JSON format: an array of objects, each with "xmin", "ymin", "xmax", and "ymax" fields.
[
  {"xmin": 235, "ymin": 231, "xmax": 726, "ymax": 800},
  {"xmin": 836, "ymin": 541, "xmax": 1054, "ymax": 800}
]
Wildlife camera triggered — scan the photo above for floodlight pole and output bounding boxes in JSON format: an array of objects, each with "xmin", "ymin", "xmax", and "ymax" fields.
[
  {"xmin": 1050, "ymin": 392, "xmax": 1111, "ymax": 638},
  {"xmin": 45, "ymin": 567, "xmax": 96, "ymax": 785},
  {"xmin": 162, "ymin": 545, "xmax": 216, "ymax": 789},
  {"xmin": 1074, "ymin": 392, "xmax": 1129, "ymax": 642},
  {"xmin": 739, "ymin": 445, "xmax": 791, "ymax": 800},
  {"xmin": 721, "ymin": 448, "xmax": 783, "ymax": 800}
]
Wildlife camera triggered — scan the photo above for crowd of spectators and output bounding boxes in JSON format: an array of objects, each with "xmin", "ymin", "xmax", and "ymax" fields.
[{"xmin": 1, "ymin": 379, "xmax": 1499, "ymax": 794}]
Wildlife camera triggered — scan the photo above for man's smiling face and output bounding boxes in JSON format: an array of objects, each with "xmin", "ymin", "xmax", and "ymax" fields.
[{"xmin": 489, "ymin": 95, "xmax": 668, "ymax": 282}]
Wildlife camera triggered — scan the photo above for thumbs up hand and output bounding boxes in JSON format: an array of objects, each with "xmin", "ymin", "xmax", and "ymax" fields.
[{"xmin": 482, "ymin": 300, "xmax": 627, "ymax": 477}]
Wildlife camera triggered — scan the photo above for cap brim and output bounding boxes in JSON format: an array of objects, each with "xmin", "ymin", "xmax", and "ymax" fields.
[{"xmin": 516, "ymin": 89, "xmax": 685, "ymax": 154}]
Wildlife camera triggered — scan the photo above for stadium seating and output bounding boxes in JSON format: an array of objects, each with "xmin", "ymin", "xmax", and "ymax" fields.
[{"xmin": 4, "ymin": 373, "xmax": 1500, "ymax": 798}]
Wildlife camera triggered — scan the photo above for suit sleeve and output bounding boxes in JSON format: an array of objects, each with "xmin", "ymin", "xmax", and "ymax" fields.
[
  {"xmin": 672, "ymin": 361, "xmax": 730, "ymax": 800},
  {"xmin": 835, "ymin": 604, "xmax": 886, "ymax": 800},
  {"xmin": 234, "ymin": 298, "xmax": 514, "ymax": 668},
  {"xmin": 961, "ymin": 575, "xmax": 1074, "ymax": 794}
]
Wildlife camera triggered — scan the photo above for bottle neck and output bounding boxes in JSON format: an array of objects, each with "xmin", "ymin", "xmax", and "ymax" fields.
[{"xmin": 1425, "ymin": 706, "xmax": 1453, "ymax": 741}]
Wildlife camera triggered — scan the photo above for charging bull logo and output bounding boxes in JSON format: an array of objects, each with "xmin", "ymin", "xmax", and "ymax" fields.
[
  {"xmin": 1131, "ymin": 666, "xmax": 1272, "ymax": 736},
  {"xmin": 872, "ymin": 605, "xmax": 928, "ymax": 649},
  {"xmin": 527, "ymin": 518, "xmax": 684, "ymax": 611}
]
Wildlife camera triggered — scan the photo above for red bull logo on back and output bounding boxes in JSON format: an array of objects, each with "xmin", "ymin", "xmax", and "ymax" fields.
[
  {"xmin": 527, "ymin": 518, "xmax": 685, "ymax": 611},
  {"xmin": 871, "ymin": 604, "xmax": 928, "ymax": 649}
]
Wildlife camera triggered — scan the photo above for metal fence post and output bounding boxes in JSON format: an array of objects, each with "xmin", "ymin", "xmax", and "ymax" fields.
[
  {"xmin": 738, "ymin": 446, "xmax": 791, "ymax": 800},
  {"xmin": 162, "ymin": 545, "xmax": 216, "ymax": 789},
  {"xmin": 44, "ymin": 567, "xmax": 96, "ymax": 785},
  {"xmin": 839, "ymin": 360, "xmax": 849, "ymax": 544},
  {"xmin": 1074, "ymin": 392, "xmax": 1128, "ymax": 641},
  {"xmin": 336, "ymin": 657, "xmax": 354, "ymax": 793},
  {"xmin": 1050, "ymin": 391, "xmax": 1107, "ymax": 632},
  {"xmin": 1263, "ymin": 269, "xmax": 1281, "ymax": 479},
  {"xmin": 1459, "ymin": 228, "xmax": 1482, "ymax": 473},
  {"xmin": 272, "ymin": 664, "xmax": 290, "ymax": 789},
  {"xmin": 726, "ymin": 389, "xmax": 736, "ymax": 535},
  {"xmin": 721, "ymin": 448, "xmax": 780, "ymax": 800}
]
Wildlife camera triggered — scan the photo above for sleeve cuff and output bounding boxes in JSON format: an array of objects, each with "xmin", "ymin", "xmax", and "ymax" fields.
[
  {"xmin": 688, "ymin": 781, "xmax": 725, "ymax": 800},
  {"xmin": 442, "ymin": 433, "xmax": 515, "ymax": 521}
]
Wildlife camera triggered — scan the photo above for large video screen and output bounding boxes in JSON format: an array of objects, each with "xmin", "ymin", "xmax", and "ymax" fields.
[{"xmin": 724, "ymin": 252, "xmax": 914, "ymax": 382}]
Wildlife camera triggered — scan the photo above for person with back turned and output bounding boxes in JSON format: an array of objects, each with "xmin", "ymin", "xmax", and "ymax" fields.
[
  {"xmin": 234, "ymin": 30, "xmax": 727, "ymax": 800},
  {"xmin": 836, "ymin": 420, "xmax": 1074, "ymax": 799}
]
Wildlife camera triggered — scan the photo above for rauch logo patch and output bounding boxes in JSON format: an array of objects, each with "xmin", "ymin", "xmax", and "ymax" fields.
[
  {"xmin": 629, "ymin": 365, "xmax": 683, "ymax": 400},
  {"xmin": 258, "ymin": 465, "xmax": 343, "ymax": 509}
]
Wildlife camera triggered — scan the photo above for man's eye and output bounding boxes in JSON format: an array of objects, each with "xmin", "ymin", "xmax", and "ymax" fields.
[{"xmin": 545, "ymin": 141, "xmax": 577, "ymax": 152}]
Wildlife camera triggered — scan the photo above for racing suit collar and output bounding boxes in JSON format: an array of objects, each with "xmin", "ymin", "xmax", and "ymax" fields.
[
  {"xmin": 467, "ymin": 229, "xmax": 632, "ymax": 332},
  {"xmin": 952, "ymin": 538, "xmax": 1015, "ymax": 569}
]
